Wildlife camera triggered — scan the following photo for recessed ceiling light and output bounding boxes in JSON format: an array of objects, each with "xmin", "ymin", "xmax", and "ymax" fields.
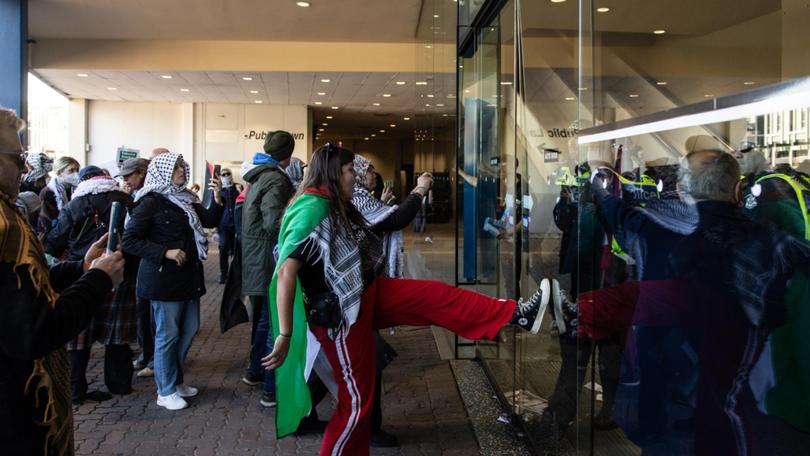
[
  {"xmin": 653, "ymin": 29, "xmax": 666, "ymax": 35},
  {"xmin": 379, "ymin": 129, "xmax": 385, "ymax": 133},
  {"xmin": 500, "ymin": 81, "xmax": 513, "ymax": 85},
  {"xmin": 579, "ymin": 87, "xmax": 588, "ymax": 91},
  {"xmin": 314, "ymin": 101, "xmax": 322, "ymax": 105},
  {"xmin": 416, "ymin": 81, "xmax": 428, "ymax": 86},
  {"xmin": 364, "ymin": 137, "xmax": 370, "ymax": 140},
  {"xmin": 436, "ymin": 103, "xmax": 444, "ymax": 107},
  {"xmin": 464, "ymin": 89, "xmax": 470, "ymax": 93},
  {"xmin": 331, "ymin": 106, "xmax": 339, "ymax": 110},
  {"xmin": 744, "ymin": 81, "xmax": 756, "ymax": 85},
  {"xmin": 550, "ymin": 0, "xmax": 566, "ymax": 3},
  {"xmin": 425, "ymin": 45, "xmax": 433, "ymax": 49},
  {"xmin": 254, "ymin": 100, "xmax": 263, "ymax": 104},
  {"xmin": 250, "ymin": 90, "xmax": 259, "ymax": 94},
  {"xmin": 403, "ymin": 117, "xmax": 410, "ymax": 120},
  {"xmin": 322, "ymin": 123, "xmax": 328, "ymax": 126},
  {"xmin": 396, "ymin": 81, "xmax": 406, "ymax": 85},
  {"xmin": 425, "ymin": 103, "xmax": 431, "ymax": 107},
  {"xmin": 565, "ymin": 96, "xmax": 576, "ymax": 101},
  {"xmin": 161, "ymin": 75, "xmax": 173, "ymax": 79},
  {"xmin": 597, "ymin": 7, "xmax": 610, "ymax": 13},
  {"xmin": 296, "ymin": 1, "xmax": 311, "ymax": 7},
  {"xmin": 320, "ymin": 78, "xmax": 331, "ymax": 83},
  {"xmin": 704, "ymin": 94, "xmax": 714, "ymax": 98},
  {"xmin": 434, "ymin": 14, "xmax": 439, "ymax": 18},
  {"xmin": 371, "ymin": 134, "xmax": 376, "ymax": 137},
  {"xmin": 317, "ymin": 92, "xmax": 326, "ymax": 96},
  {"xmin": 318, "ymin": 128, "xmax": 325, "ymax": 132},
  {"xmin": 389, "ymin": 124, "xmax": 396, "ymax": 128},
  {"xmin": 180, "ymin": 88, "xmax": 190, "ymax": 92},
  {"xmin": 442, "ymin": 114, "xmax": 449, "ymax": 117},
  {"xmin": 383, "ymin": 94, "xmax": 391, "ymax": 97},
  {"xmin": 427, "ymin": 94, "xmax": 434, "ymax": 98},
  {"xmin": 656, "ymin": 81, "xmax": 668, "ymax": 86},
  {"xmin": 629, "ymin": 94, "xmax": 640, "ymax": 98},
  {"xmin": 76, "ymin": 73, "xmax": 89, "ymax": 77},
  {"xmin": 372, "ymin": 102, "xmax": 381, "ymax": 106},
  {"xmin": 326, "ymin": 115, "xmax": 333, "ymax": 119},
  {"xmin": 107, "ymin": 87, "xmax": 117, "ymax": 91},
  {"xmin": 242, "ymin": 76, "xmax": 253, "ymax": 81}
]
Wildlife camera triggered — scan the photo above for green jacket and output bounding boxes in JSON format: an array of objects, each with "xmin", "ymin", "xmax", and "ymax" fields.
[{"xmin": 241, "ymin": 164, "xmax": 293, "ymax": 296}]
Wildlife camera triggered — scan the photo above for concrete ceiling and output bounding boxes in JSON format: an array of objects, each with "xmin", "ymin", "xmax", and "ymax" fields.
[
  {"xmin": 35, "ymin": 70, "xmax": 456, "ymax": 109},
  {"xmin": 29, "ymin": 0, "xmax": 426, "ymax": 42}
]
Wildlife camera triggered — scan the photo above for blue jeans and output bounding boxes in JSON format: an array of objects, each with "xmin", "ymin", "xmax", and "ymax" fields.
[
  {"xmin": 248, "ymin": 295, "xmax": 275, "ymax": 394},
  {"xmin": 151, "ymin": 299, "xmax": 200, "ymax": 396}
]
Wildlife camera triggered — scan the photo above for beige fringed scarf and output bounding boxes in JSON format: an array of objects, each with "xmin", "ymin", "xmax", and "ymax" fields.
[{"xmin": 0, "ymin": 191, "xmax": 73, "ymax": 456}]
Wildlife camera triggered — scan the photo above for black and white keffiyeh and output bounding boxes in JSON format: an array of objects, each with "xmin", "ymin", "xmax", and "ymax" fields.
[
  {"xmin": 352, "ymin": 186, "xmax": 404, "ymax": 278},
  {"xmin": 134, "ymin": 152, "xmax": 209, "ymax": 260},
  {"xmin": 46, "ymin": 176, "xmax": 70, "ymax": 212},
  {"xmin": 24, "ymin": 152, "xmax": 52, "ymax": 184},
  {"xmin": 72, "ymin": 175, "xmax": 122, "ymax": 199}
]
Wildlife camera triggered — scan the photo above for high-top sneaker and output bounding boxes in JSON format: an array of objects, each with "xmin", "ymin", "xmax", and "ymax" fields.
[
  {"xmin": 551, "ymin": 278, "xmax": 578, "ymax": 339},
  {"xmin": 512, "ymin": 278, "xmax": 550, "ymax": 334}
]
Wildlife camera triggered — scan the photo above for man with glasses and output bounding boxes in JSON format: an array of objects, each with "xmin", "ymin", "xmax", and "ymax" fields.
[{"xmin": 0, "ymin": 107, "xmax": 125, "ymax": 454}]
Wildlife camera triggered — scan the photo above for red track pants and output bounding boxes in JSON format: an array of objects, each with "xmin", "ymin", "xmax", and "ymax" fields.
[{"xmin": 310, "ymin": 277, "xmax": 516, "ymax": 456}]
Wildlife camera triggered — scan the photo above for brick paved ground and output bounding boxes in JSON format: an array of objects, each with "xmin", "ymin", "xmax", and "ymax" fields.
[{"xmin": 73, "ymin": 251, "xmax": 480, "ymax": 455}]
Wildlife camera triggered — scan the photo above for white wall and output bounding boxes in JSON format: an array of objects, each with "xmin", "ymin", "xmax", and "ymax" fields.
[
  {"xmin": 87, "ymin": 101, "xmax": 191, "ymax": 173},
  {"xmin": 200, "ymin": 103, "xmax": 311, "ymax": 184}
]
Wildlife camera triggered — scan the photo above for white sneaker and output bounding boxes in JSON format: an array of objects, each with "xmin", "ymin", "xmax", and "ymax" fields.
[
  {"xmin": 157, "ymin": 392, "xmax": 188, "ymax": 410},
  {"xmin": 136, "ymin": 367, "xmax": 154, "ymax": 377},
  {"xmin": 176, "ymin": 384, "xmax": 199, "ymax": 398}
]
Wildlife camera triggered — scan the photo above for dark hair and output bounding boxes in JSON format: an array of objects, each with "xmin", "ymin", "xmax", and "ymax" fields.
[
  {"xmin": 373, "ymin": 172, "xmax": 384, "ymax": 198},
  {"xmin": 295, "ymin": 143, "xmax": 366, "ymax": 233}
]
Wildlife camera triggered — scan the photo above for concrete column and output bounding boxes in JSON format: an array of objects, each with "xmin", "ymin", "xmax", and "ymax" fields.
[
  {"xmin": 0, "ymin": 0, "xmax": 27, "ymax": 140},
  {"xmin": 68, "ymin": 98, "xmax": 88, "ymax": 166}
]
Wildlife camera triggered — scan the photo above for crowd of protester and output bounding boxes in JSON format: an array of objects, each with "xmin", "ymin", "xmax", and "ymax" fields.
[
  {"xmin": 3, "ymin": 99, "xmax": 808, "ymax": 455},
  {"xmin": 0, "ymin": 109, "xmax": 548, "ymax": 456}
]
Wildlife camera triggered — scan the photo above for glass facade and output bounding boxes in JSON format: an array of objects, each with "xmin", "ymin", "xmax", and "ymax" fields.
[{"xmin": 458, "ymin": 0, "xmax": 810, "ymax": 454}]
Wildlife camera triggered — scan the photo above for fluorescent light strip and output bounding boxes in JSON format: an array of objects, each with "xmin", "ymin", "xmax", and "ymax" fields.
[{"xmin": 578, "ymin": 89, "xmax": 810, "ymax": 145}]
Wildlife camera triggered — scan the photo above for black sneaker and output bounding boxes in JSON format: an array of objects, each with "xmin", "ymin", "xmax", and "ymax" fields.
[
  {"xmin": 242, "ymin": 371, "xmax": 263, "ymax": 387},
  {"xmin": 512, "ymin": 278, "xmax": 550, "ymax": 334},
  {"xmin": 260, "ymin": 392, "xmax": 276, "ymax": 407},
  {"xmin": 219, "ymin": 274, "xmax": 227, "ymax": 284},
  {"xmin": 370, "ymin": 428, "xmax": 400, "ymax": 448},
  {"xmin": 294, "ymin": 415, "xmax": 328, "ymax": 435}
]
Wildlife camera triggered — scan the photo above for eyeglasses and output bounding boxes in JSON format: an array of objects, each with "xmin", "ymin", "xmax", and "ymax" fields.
[{"xmin": 221, "ymin": 172, "xmax": 231, "ymax": 177}]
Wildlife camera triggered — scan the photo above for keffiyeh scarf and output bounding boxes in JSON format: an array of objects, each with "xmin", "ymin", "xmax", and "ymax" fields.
[
  {"xmin": 353, "ymin": 153, "xmax": 372, "ymax": 187},
  {"xmin": 352, "ymin": 186, "xmax": 405, "ymax": 278},
  {"xmin": 134, "ymin": 152, "xmax": 209, "ymax": 260},
  {"xmin": 24, "ymin": 152, "xmax": 52, "ymax": 184},
  {"xmin": 46, "ymin": 177, "xmax": 71, "ymax": 213},
  {"xmin": 71, "ymin": 175, "xmax": 122, "ymax": 200}
]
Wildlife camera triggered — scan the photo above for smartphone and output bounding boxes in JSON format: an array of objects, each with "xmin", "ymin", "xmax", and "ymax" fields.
[
  {"xmin": 213, "ymin": 164, "xmax": 221, "ymax": 180},
  {"xmin": 107, "ymin": 201, "xmax": 123, "ymax": 252}
]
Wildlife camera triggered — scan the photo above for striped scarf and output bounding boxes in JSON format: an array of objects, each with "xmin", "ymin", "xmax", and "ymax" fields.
[
  {"xmin": 352, "ymin": 186, "xmax": 405, "ymax": 278},
  {"xmin": 0, "ymin": 192, "xmax": 72, "ymax": 456},
  {"xmin": 134, "ymin": 152, "xmax": 208, "ymax": 260}
]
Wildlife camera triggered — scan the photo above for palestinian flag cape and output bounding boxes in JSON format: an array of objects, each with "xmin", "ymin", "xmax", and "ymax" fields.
[{"xmin": 268, "ymin": 191, "xmax": 331, "ymax": 438}]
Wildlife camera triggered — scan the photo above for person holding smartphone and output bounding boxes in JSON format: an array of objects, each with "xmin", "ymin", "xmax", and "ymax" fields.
[{"xmin": 122, "ymin": 152, "xmax": 223, "ymax": 411}]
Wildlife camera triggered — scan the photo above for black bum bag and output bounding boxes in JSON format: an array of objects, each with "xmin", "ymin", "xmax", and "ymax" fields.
[{"xmin": 304, "ymin": 291, "xmax": 342, "ymax": 328}]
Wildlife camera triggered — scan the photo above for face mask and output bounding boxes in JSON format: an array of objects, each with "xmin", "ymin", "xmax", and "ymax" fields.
[
  {"xmin": 62, "ymin": 172, "xmax": 80, "ymax": 187},
  {"xmin": 221, "ymin": 176, "xmax": 234, "ymax": 188}
]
